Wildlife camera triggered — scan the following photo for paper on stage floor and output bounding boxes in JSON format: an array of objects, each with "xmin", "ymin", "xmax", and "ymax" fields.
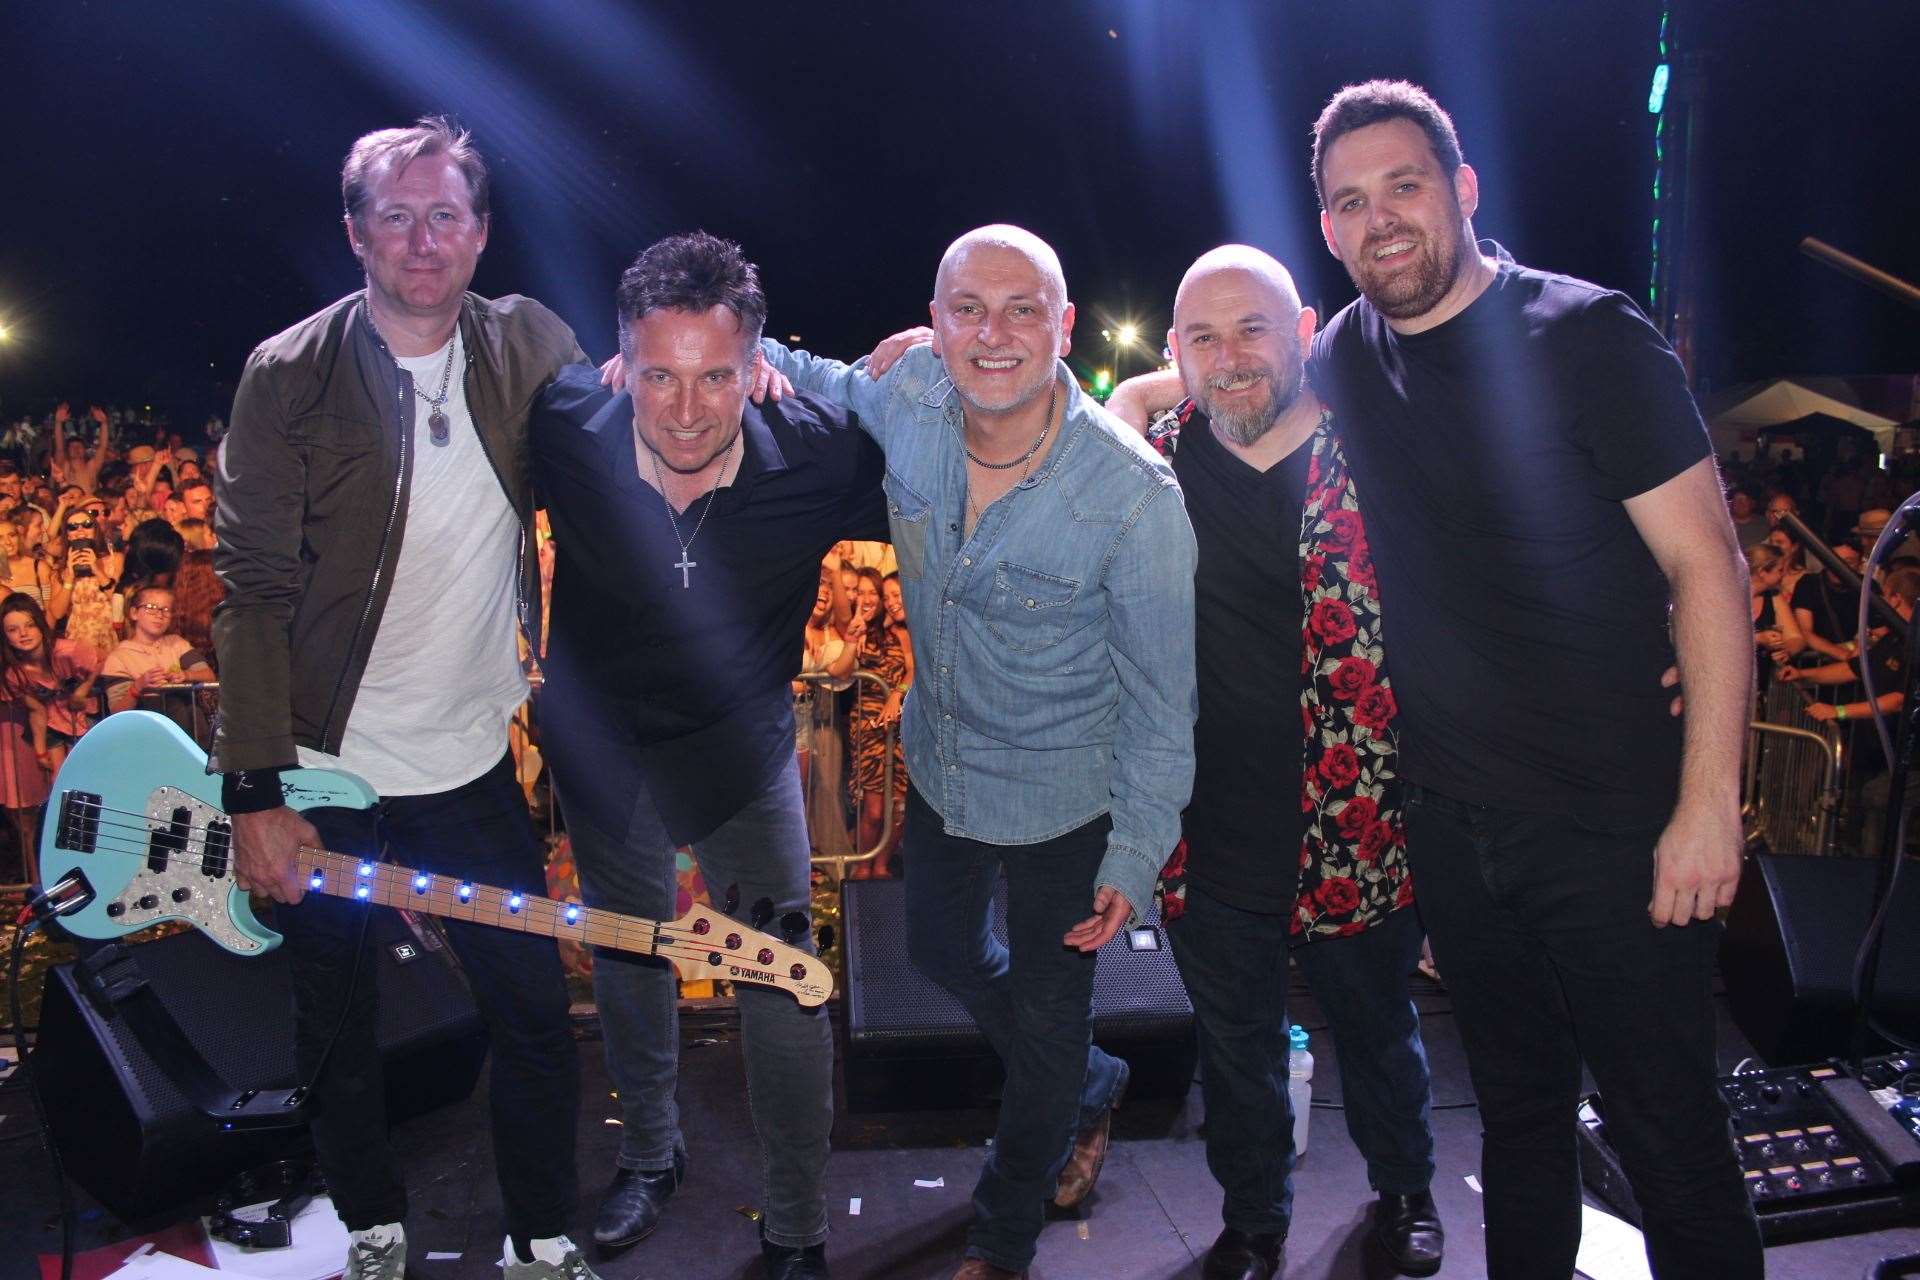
[
  {"xmin": 199, "ymin": 1193, "xmax": 351, "ymax": 1280},
  {"xmin": 1574, "ymin": 1201, "xmax": 1653, "ymax": 1280},
  {"xmin": 102, "ymin": 1252, "xmax": 226, "ymax": 1280}
]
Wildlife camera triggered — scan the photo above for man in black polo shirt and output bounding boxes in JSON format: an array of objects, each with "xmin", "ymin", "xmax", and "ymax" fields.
[
  {"xmin": 1309, "ymin": 81, "xmax": 1761, "ymax": 1278},
  {"xmin": 532, "ymin": 233, "xmax": 887, "ymax": 1280}
]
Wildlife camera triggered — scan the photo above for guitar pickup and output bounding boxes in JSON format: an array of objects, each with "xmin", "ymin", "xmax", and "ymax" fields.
[
  {"xmin": 56, "ymin": 790, "xmax": 102, "ymax": 853},
  {"xmin": 148, "ymin": 806, "xmax": 192, "ymax": 874},
  {"xmin": 202, "ymin": 818, "xmax": 232, "ymax": 879}
]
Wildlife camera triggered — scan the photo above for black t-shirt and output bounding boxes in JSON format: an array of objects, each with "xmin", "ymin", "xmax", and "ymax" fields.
[
  {"xmin": 1170, "ymin": 411, "xmax": 1311, "ymax": 913},
  {"xmin": 532, "ymin": 365, "xmax": 889, "ymax": 844},
  {"xmin": 1313, "ymin": 255, "xmax": 1711, "ymax": 820},
  {"xmin": 1792, "ymin": 573, "xmax": 1857, "ymax": 645}
]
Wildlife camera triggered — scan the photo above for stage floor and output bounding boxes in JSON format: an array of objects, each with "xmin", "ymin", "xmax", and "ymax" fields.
[{"xmin": 7, "ymin": 974, "xmax": 1918, "ymax": 1279}]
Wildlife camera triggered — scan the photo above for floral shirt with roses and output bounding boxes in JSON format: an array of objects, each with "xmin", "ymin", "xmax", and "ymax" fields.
[{"xmin": 1147, "ymin": 401, "xmax": 1412, "ymax": 940}]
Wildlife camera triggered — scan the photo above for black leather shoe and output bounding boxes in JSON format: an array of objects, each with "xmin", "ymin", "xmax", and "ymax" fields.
[
  {"xmin": 1201, "ymin": 1226, "xmax": 1283, "ymax": 1280},
  {"xmin": 1370, "ymin": 1190, "xmax": 1444, "ymax": 1277},
  {"xmin": 592, "ymin": 1149, "xmax": 685, "ymax": 1251},
  {"xmin": 761, "ymin": 1234, "xmax": 830, "ymax": 1279}
]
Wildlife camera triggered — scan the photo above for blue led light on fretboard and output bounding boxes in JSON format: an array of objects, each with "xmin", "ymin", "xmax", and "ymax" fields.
[
  {"xmin": 358, "ymin": 863, "xmax": 373, "ymax": 877},
  {"xmin": 355, "ymin": 884, "xmax": 370, "ymax": 900},
  {"xmin": 413, "ymin": 874, "xmax": 429, "ymax": 893},
  {"xmin": 507, "ymin": 893, "xmax": 524, "ymax": 914},
  {"xmin": 458, "ymin": 883, "xmax": 473, "ymax": 901},
  {"xmin": 565, "ymin": 905, "xmax": 580, "ymax": 924},
  {"xmin": 309, "ymin": 870, "xmax": 324, "ymax": 889}
]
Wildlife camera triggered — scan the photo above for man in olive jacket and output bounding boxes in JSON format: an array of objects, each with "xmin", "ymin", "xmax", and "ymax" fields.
[{"xmin": 214, "ymin": 117, "xmax": 598, "ymax": 1280}]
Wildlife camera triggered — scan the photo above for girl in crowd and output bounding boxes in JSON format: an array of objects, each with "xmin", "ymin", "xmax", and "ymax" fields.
[
  {"xmin": 0, "ymin": 516, "xmax": 51, "ymax": 608},
  {"xmin": 0, "ymin": 592, "xmax": 101, "ymax": 883},
  {"xmin": 799, "ymin": 563, "xmax": 856, "ymax": 861},
  {"xmin": 847, "ymin": 567, "xmax": 912, "ymax": 878},
  {"xmin": 1750, "ymin": 542, "xmax": 1807, "ymax": 677}
]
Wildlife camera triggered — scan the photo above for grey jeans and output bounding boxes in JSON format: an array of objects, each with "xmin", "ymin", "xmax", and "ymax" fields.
[{"xmin": 565, "ymin": 763, "xmax": 833, "ymax": 1248}]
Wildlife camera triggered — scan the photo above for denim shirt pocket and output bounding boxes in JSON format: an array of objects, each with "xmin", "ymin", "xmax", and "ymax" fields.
[
  {"xmin": 985, "ymin": 562, "xmax": 1082, "ymax": 652},
  {"xmin": 884, "ymin": 471, "xmax": 933, "ymax": 581}
]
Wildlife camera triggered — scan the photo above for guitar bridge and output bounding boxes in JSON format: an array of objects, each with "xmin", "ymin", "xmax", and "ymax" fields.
[{"xmin": 56, "ymin": 790, "xmax": 102, "ymax": 852}]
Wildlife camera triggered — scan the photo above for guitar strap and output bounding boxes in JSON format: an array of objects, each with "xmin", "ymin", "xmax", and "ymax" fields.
[{"xmin": 73, "ymin": 940, "xmax": 311, "ymax": 1131}]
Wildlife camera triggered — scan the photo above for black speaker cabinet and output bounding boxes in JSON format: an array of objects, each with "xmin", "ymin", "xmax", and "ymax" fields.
[
  {"xmin": 1721, "ymin": 851, "xmax": 1920, "ymax": 1065},
  {"xmin": 840, "ymin": 877, "xmax": 1196, "ymax": 1113},
  {"xmin": 32, "ymin": 910, "xmax": 489, "ymax": 1223}
]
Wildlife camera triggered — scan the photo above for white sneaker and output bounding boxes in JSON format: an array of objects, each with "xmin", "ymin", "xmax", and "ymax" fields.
[
  {"xmin": 501, "ymin": 1234, "xmax": 602, "ymax": 1279},
  {"xmin": 345, "ymin": 1224, "xmax": 406, "ymax": 1280}
]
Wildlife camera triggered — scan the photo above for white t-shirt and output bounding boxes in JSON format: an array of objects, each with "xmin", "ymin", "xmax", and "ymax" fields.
[{"xmin": 296, "ymin": 330, "xmax": 528, "ymax": 795}]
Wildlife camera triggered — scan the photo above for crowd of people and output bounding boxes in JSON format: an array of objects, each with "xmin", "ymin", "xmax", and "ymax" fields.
[
  {"xmin": 0, "ymin": 403, "xmax": 225, "ymax": 884},
  {"xmin": 795, "ymin": 541, "xmax": 912, "ymax": 875}
]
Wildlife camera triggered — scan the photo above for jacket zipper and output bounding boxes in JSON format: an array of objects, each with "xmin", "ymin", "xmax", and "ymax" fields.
[
  {"xmin": 460, "ymin": 339, "xmax": 535, "ymax": 653},
  {"xmin": 319, "ymin": 330, "xmax": 410, "ymax": 748}
]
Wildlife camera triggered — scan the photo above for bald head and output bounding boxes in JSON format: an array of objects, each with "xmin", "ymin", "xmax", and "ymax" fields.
[
  {"xmin": 1169, "ymin": 244, "xmax": 1315, "ymax": 447},
  {"xmin": 1173, "ymin": 244, "xmax": 1302, "ymax": 331},
  {"xmin": 936, "ymin": 224, "xmax": 1068, "ymax": 313}
]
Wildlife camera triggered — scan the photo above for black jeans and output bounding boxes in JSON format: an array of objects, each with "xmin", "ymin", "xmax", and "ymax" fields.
[
  {"xmin": 1169, "ymin": 885, "xmax": 1435, "ymax": 1238},
  {"xmin": 901, "ymin": 786, "xmax": 1130, "ymax": 1273},
  {"xmin": 1403, "ymin": 783, "xmax": 1761, "ymax": 1279},
  {"xmin": 276, "ymin": 754, "xmax": 579, "ymax": 1239}
]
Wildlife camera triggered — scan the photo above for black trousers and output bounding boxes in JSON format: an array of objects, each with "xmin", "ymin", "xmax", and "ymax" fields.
[
  {"xmin": 1403, "ymin": 783, "xmax": 1761, "ymax": 1280},
  {"xmin": 276, "ymin": 753, "xmax": 578, "ymax": 1239}
]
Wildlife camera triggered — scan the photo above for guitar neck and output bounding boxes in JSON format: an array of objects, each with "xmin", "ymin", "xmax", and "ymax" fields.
[{"xmin": 302, "ymin": 847, "xmax": 663, "ymax": 960}]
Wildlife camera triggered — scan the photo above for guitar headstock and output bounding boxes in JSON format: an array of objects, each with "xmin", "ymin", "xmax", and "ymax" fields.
[{"xmin": 659, "ymin": 905, "xmax": 833, "ymax": 1007}]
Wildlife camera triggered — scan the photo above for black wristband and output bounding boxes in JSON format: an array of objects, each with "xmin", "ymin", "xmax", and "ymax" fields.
[{"xmin": 221, "ymin": 768, "xmax": 287, "ymax": 815}]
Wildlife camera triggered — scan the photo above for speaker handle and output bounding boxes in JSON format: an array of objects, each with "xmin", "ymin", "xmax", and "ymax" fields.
[{"xmin": 72, "ymin": 942, "xmax": 311, "ymax": 1132}]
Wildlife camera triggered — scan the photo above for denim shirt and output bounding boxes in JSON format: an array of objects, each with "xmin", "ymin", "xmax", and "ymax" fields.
[{"xmin": 762, "ymin": 340, "xmax": 1197, "ymax": 919}]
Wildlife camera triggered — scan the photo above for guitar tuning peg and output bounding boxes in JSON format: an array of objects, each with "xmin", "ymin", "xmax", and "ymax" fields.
[
  {"xmin": 749, "ymin": 896, "xmax": 775, "ymax": 930},
  {"xmin": 723, "ymin": 883, "xmax": 741, "ymax": 915},
  {"xmin": 779, "ymin": 910, "xmax": 810, "ymax": 946}
]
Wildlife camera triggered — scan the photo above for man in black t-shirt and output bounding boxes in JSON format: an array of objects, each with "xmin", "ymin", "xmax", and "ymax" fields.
[
  {"xmin": 534, "ymin": 234, "xmax": 887, "ymax": 1280},
  {"xmin": 1308, "ymin": 82, "xmax": 1762, "ymax": 1278},
  {"xmin": 1110, "ymin": 247, "xmax": 1441, "ymax": 1280}
]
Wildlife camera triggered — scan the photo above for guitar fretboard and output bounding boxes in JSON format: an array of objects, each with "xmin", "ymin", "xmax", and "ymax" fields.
[{"xmin": 301, "ymin": 847, "xmax": 713, "ymax": 970}]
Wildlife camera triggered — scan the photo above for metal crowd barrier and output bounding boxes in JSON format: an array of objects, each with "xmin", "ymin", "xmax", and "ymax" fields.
[
  {"xmin": 1745, "ymin": 676, "xmax": 1844, "ymax": 855},
  {"xmin": 796, "ymin": 668, "xmax": 897, "ymax": 882}
]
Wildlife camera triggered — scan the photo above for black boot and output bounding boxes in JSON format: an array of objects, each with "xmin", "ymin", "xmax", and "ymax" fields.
[
  {"xmin": 761, "ymin": 1232, "xmax": 830, "ymax": 1279},
  {"xmin": 1370, "ymin": 1190, "xmax": 1444, "ymax": 1277},
  {"xmin": 592, "ymin": 1149, "xmax": 685, "ymax": 1252},
  {"xmin": 1201, "ymin": 1226, "xmax": 1283, "ymax": 1280}
]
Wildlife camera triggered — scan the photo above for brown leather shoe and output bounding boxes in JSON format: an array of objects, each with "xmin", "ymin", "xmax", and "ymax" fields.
[
  {"xmin": 1052, "ymin": 1059, "xmax": 1130, "ymax": 1210},
  {"xmin": 950, "ymin": 1260, "xmax": 1026, "ymax": 1279}
]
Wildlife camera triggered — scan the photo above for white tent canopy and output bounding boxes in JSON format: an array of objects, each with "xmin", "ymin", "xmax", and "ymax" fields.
[{"xmin": 1706, "ymin": 378, "xmax": 1898, "ymax": 454}]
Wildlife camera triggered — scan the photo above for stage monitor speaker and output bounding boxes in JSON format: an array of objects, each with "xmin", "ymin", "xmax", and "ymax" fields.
[
  {"xmin": 32, "ymin": 910, "xmax": 489, "ymax": 1223},
  {"xmin": 839, "ymin": 876, "xmax": 1196, "ymax": 1113},
  {"xmin": 1721, "ymin": 851, "xmax": 1920, "ymax": 1065}
]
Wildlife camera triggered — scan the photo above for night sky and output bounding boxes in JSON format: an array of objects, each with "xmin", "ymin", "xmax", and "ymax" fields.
[{"xmin": 4, "ymin": 0, "xmax": 1914, "ymax": 423}]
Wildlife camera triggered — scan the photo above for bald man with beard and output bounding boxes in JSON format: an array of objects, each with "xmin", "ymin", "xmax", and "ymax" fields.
[
  {"xmin": 1109, "ymin": 247, "xmax": 1442, "ymax": 1279},
  {"xmin": 762, "ymin": 225, "xmax": 1197, "ymax": 1280}
]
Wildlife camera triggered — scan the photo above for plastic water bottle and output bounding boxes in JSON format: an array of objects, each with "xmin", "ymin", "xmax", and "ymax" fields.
[{"xmin": 1288, "ymin": 1024, "xmax": 1314, "ymax": 1158}]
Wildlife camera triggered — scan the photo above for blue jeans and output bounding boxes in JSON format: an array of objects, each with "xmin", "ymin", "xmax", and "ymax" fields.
[
  {"xmin": 1168, "ymin": 885, "xmax": 1434, "ymax": 1238},
  {"xmin": 280, "ymin": 754, "xmax": 577, "ymax": 1240},
  {"xmin": 1403, "ymin": 783, "xmax": 1761, "ymax": 1280},
  {"xmin": 564, "ymin": 764, "xmax": 833, "ymax": 1249},
  {"xmin": 901, "ymin": 785, "xmax": 1130, "ymax": 1273}
]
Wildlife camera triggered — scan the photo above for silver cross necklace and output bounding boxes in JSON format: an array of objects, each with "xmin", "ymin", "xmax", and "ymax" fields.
[{"xmin": 649, "ymin": 435, "xmax": 736, "ymax": 588}]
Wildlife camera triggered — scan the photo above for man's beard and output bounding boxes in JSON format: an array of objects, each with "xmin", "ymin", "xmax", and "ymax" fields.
[
  {"xmin": 1349, "ymin": 224, "xmax": 1465, "ymax": 321},
  {"xmin": 1195, "ymin": 354, "xmax": 1304, "ymax": 447}
]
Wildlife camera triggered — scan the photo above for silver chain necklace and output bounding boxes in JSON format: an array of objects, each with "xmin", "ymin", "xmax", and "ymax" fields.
[
  {"xmin": 965, "ymin": 379, "xmax": 1057, "ymax": 528},
  {"xmin": 962, "ymin": 379, "xmax": 1056, "ymax": 469},
  {"xmin": 650, "ymin": 434, "xmax": 735, "ymax": 589},
  {"xmin": 412, "ymin": 332, "xmax": 458, "ymax": 446}
]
